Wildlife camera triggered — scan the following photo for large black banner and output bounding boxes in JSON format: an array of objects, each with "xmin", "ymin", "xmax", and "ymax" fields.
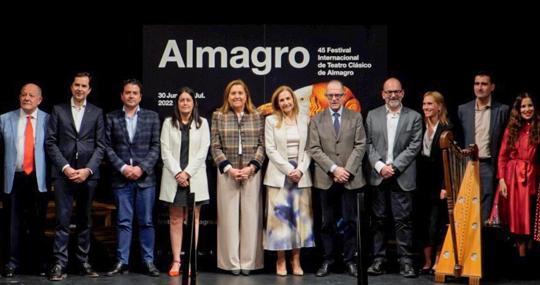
[
  {"xmin": 142, "ymin": 25, "xmax": 387, "ymax": 264},
  {"xmin": 143, "ymin": 25, "xmax": 387, "ymax": 118}
]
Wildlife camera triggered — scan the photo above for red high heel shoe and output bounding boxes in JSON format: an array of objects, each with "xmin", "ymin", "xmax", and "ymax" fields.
[{"xmin": 168, "ymin": 260, "xmax": 181, "ymax": 277}]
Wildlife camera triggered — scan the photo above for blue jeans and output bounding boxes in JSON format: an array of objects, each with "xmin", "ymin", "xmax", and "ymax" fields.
[{"xmin": 114, "ymin": 182, "xmax": 156, "ymax": 264}]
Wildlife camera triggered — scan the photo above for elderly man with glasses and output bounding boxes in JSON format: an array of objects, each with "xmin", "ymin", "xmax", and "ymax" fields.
[{"xmin": 308, "ymin": 79, "xmax": 366, "ymax": 277}]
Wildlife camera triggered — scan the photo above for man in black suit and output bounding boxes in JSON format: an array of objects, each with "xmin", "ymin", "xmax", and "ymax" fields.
[{"xmin": 46, "ymin": 72, "xmax": 106, "ymax": 281}]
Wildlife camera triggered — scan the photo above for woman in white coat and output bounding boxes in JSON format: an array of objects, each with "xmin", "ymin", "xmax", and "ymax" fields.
[
  {"xmin": 160, "ymin": 87, "xmax": 210, "ymax": 277},
  {"xmin": 263, "ymin": 85, "xmax": 314, "ymax": 276}
]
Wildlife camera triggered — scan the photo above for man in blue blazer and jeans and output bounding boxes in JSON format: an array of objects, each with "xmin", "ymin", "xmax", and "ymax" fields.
[
  {"xmin": 104, "ymin": 79, "xmax": 161, "ymax": 277},
  {"xmin": 0, "ymin": 83, "xmax": 49, "ymax": 277}
]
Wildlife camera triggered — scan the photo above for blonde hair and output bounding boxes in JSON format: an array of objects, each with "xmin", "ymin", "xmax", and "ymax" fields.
[
  {"xmin": 423, "ymin": 91, "xmax": 449, "ymax": 125},
  {"xmin": 218, "ymin": 79, "xmax": 257, "ymax": 114},
  {"xmin": 271, "ymin": 85, "xmax": 299, "ymax": 128}
]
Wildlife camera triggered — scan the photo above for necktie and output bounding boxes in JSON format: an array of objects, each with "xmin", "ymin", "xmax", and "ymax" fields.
[
  {"xmin": 23, "ymin": 115, "xmax": 34, "ymax": 175},
  {"xmin": 333, "ymin": 112, "xmax": 340, "ymax": 136}
]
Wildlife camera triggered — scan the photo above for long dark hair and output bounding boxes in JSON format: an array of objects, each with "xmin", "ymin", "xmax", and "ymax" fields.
[
  {"xmin": 171, "ymin": 86, "xmax": 202, "ymax": 129},
  {"xmin": 506, "ymin": 92, "xmax": 540, "ymax": 149}
]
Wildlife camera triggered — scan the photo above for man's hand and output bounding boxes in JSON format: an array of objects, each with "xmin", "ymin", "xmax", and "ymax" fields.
[
  {"xmin": 333, "ymin": 166, "xmax": 350, "ymax": 184},
  {"xmin": 64, "ymin": 166, "xmax": 78, "ymax": 180},
  {"xmin": 122, "ymin": 165, "xmax": 135, "ymax": 179},
  {"xmin": 131, "ymin": 166, "xmax": 143, "ymax": 180},
  {"xmin": 380, "ymin": 164, "xmax": 395, "ymax": 179},
  {"xmin": 122, "ymin": 165, "xmax": 143, "ymax": 180},
  {"xmin": 71, "ymin": 168, "xmax": 91, "ymax": 183}
]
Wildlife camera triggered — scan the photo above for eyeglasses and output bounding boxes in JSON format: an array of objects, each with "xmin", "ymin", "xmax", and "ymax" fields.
[
  {"xmin": 326, "ymin": 93, "xmax": 344, "ymax": 99},
  {"xmin": 383, "ymin": 90, "xmax": 403, "ymax": 95}
]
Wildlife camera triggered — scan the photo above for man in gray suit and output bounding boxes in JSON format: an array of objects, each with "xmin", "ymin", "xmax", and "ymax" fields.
[
  {"xmin": 366, "ymin": 77, "xmax": 422, "ymax": 278},
  {"xmin": 308, "ymin": 80, "xmax": 366, "ymax": 277},
  {"xmin": 457, "ymin": 71, "xmax": 509, "ymax": 223}
]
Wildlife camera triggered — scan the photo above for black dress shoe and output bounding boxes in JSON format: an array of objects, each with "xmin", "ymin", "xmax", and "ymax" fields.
[
  {"xmin": 367, "ymin": 259, "xmax": 386, "ymax": 275},
  {"xmin": 400, "ymin": 263, "xmax": 417, "ymax": 278},
  {"xmin": 106, "ymin": 262, "xmax": 129, "ymax": 276},
  {"xmin": 80, "ymin": 262, "xmax": 99, "ymax": 277},
  {"xmin": 315, "ymin": 261, "xmax": 332, "ymax": 277},
  {"xmin": 346, "ymin": 262, "xmax": 358, "ymax": 277},
  {"xmin": 145, "ymin": 262, "xmax": 160, "ymax": 277},
  {"xmin": 48, "ymin": 264, "xmax": 66, "ymax": 281},
  {"xmin": 3, "ymin": 264, "xmax": 15, "ymax": 278}
]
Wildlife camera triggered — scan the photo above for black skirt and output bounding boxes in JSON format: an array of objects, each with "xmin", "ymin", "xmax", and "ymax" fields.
[{"xmin": 172, "ymin": 185, "xmax": 209, "ymax": 207}]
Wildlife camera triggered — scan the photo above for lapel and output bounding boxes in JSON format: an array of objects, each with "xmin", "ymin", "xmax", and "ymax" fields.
[
  {"xmin": 369, "ymin": 105, "xmax": 388, "ymax": 149},
  {"xmin": 117, "ymin": 109, "xmax": 130, "ymax": 144},
  {"xmin": 489, "ymin": 101, "xmax": 498, "ymax": 140},
  {"xmin": 430, "ymin": 123, "xmax": 444, "ymax": 152},
  {"xmin": 35, "ymin": 110, "xmax": 44, "ymax": 142},
  {"xmin": 79, "ymin": 103, "xmax": 93, "ymax": 135},
  {"xmin": 393, "ymin": 107, "xmax": 407, "ymax": 150},
  {"xmin": 338, "ymin": 109, "xmax": 348, "ymax": 141},
  {"xmin": 298, "ymin": 116, "xmax": 308, "ymax": 154},
  {"xmin": 133, "ymin": 107, "xmax": 146, "ymax": 142},
  {"xmin": 63, "ymin": 103, "xmax": 78, "ymax": 134},
  {"xmin": 468, "ymin": 100, "xmax": 476, "ymax": 144},
  {"xmin": 324, "ymin": 109, "xmax": 338, "ymax": 138},
  {"xmin": 187, "ymin": 119, "xmax": 197, "ymax": 155},
  {"xmin": 8, "ymin": 110, "xmax": 19, "ymax": 148},
  {"xmin": 131, "ymin": 108, "xmax": 143, "ymax": 143},
  {"xmin": 275, "ymin": 117, "xmax": 287, "ymax": 150}
]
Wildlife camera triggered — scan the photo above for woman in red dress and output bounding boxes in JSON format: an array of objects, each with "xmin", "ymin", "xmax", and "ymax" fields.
[{"xmin": 497, "ymin": 92, "xmax": 540, "ymax": 257}]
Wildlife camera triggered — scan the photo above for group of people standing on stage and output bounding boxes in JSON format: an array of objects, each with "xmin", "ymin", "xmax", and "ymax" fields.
[{"xmin": 1, "ymin": 71, "xmax": 539, "ymax": 281}]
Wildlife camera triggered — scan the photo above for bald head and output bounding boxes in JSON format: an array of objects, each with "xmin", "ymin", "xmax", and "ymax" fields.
[
  {"xmin": 381, "ymin": 77, "xmax": 404, "ymax": 111},
  {"xmin": 20, "ymin": 83, "xmax": 43, "ymax": 114}
]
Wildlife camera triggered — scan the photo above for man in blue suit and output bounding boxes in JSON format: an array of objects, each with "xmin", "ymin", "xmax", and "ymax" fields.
[
  {"xmin": 46, "ymin": 72, "xmax": 105, "ymax": 281},
  {"xmin": 457, "ymin": 71, "xmax": 509, "ymax": 223},
  {"xmin": 104, "ymin": 79, "xmax": 160, "ymax": 277},
  {"xmin": 0, "ymin": 83, "xmax": 49, "ymax": 277}
]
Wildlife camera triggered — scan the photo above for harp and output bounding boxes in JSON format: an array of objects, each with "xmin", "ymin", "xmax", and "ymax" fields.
[{"xmin": 435, "ymin": 131, "xmax": 482, "ymax": 285}]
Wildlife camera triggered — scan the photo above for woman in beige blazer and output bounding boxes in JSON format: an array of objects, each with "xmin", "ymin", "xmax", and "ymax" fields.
[
  {"xmin": 160, "ymin": 87, "xmax": 210, "ymax": 276},
  {"xmin": 211, "ymin": 79, "xmax": 265, "ymax": 275},
  {"xmin": 263, "ymin": 86, "xmax": 314, "ymax": 276}
]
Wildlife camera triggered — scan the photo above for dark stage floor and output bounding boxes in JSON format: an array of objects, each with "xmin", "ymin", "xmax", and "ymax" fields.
[{"xmin": 0, "ymin": 272, "xmax": 538, "ymax": 285}]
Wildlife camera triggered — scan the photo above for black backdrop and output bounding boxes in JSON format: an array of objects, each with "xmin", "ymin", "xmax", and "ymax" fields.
[
  {"xmin": 4, "ymin": 22, "xmax": 537, "ymax": 117},
  {"xmin": 2, "ymin": 17, "xmax": 539, "ymax": 273}
]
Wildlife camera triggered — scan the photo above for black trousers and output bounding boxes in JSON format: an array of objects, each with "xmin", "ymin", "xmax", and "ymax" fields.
[
  {"xmin": 479, "ymin": 160, "xmax": 495, "ymax": 222},
  {"xmin": 52, "ymin": 178, "xmax": 96, "ymax": 268},
  {"xmin": 371, "ymin": 178, "xmax": 414, "ymax": 264},
  {"xmin": 5, "ymin": 172, "xmax": 47, "ymax": 269},
  {"xmin": 318, "ymin": 184, "xmax": 358, "ymax": 264}
]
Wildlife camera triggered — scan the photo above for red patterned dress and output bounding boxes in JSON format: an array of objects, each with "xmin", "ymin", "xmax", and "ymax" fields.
[{"xmin": 497, "ymin": 123, "xmax": 539, "ymax": 236}]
